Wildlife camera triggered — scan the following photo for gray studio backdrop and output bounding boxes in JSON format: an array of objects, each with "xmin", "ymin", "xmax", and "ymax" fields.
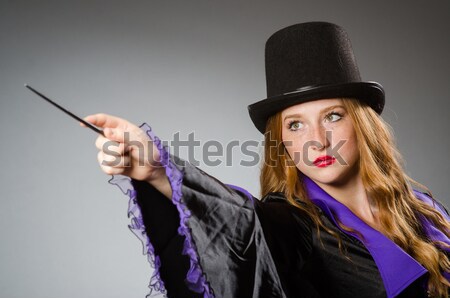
[{"xmin": 1, "ymin": 1, "xmax": 449, "ymax": 297}]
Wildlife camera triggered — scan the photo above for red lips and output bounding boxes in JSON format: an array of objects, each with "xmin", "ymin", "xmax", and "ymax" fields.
[{"xmin": 313, "ymin": 155, "xmax": 336, "ymax": 168}]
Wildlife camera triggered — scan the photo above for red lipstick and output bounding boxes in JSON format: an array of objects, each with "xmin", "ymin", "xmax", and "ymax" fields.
[{"xmin": 313, "ymin": 155, "xmax": 336, "ymax": 168}]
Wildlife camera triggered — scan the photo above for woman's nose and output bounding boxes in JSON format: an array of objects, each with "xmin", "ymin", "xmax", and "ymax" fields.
[{"xmin": 310, "ymin": 125, "xmax": 330, "ymax": 151}]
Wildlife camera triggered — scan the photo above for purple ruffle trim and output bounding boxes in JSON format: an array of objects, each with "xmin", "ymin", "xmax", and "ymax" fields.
[
  {"xmin": 108, "ymin": 175, "xmax": 167, "ymax": 297},
  {"xmin": 109, "ymin": 123, "xmax": 214, "ymax": 298}
]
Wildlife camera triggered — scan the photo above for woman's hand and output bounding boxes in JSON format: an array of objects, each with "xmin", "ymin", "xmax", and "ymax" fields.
[{"xmin": 80, "ymin": 113, "xmax": 172, "ymax": 199}]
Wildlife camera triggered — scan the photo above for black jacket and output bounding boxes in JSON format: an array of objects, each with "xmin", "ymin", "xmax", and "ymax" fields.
[{"xmin": 129, "ymin": 169, "xmax": 433, "ymax": 298}]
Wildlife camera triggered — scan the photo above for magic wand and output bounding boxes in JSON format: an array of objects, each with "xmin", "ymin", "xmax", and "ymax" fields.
[{"xmin": 25, "ymin": 84, "xmax": 105, "ymax": 137}]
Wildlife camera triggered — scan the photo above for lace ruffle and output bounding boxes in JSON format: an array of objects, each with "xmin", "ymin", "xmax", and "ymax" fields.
[
  {"xmin": 109, "ymin": 123, "xmax": 214, "ymax": 298},
  {"xmin": 108, "ymin": 174, "xmax": 167, "ymax": 297}
]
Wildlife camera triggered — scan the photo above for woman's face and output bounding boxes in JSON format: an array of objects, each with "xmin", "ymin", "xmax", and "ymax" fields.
[{"xmin": 281, "ymin": 98, "xmax": 360, "ymax": 188}]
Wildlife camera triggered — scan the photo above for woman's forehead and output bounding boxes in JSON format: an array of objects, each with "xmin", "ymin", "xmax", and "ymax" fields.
[{"xmin": 281, "ymin": 98, "xmax": 343, "ymax": 116}]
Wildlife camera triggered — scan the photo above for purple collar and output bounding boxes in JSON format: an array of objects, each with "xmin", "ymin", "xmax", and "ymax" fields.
[{"xmin": 303, "ymin": 176, "xmax": 437, "ymax": 298}]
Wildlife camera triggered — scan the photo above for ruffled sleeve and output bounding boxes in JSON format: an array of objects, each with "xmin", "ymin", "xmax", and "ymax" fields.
[{"xmin": 108, "ymin": 123, "xmax": 287, "ymax": 298}]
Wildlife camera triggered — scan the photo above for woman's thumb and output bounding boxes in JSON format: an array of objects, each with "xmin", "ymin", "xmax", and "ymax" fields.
[
  {"xmin": 104, "ymin": 127, "xmax": 117, "ymax": 140},
  {"xmin": 103, "ymin": 127, "xmax": 140, "ymax": 144},
  {"xmin": 80, "ymin": 115, "xmax": 96, "ymax": 127}
]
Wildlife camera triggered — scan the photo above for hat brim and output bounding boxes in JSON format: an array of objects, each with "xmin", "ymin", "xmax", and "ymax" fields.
[{"xmin": 248, "ymin": 81, "xmax": 385, "ymax": 134}]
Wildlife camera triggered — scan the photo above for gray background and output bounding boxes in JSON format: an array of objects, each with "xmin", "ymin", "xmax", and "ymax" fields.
[{"xmin": 1, "ymin": 1, "xmax": 449, "ymax": 297}]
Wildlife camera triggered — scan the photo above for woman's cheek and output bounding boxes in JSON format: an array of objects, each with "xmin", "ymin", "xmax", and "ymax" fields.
[
  {"xmin": 285, "ymin": 140, "xmax": 304, "ymax": 165},
  {"xmin": 340, "ymin": 135, "xmax": 359, "ymax": 164}
]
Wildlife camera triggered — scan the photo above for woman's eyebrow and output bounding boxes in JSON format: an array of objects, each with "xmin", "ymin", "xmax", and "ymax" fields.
[{"xmin": 283, "ymin": 105, "xmax": 345, "ymax": 121}]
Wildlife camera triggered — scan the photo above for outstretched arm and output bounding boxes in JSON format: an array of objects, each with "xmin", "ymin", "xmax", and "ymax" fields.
[{"xmin": 81, "ymin": 114, "xmax": 287, "ymax": 298}]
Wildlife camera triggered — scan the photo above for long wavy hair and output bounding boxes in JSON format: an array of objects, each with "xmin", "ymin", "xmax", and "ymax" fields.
[{"xmin": 260, "ymin": 97, "xmax": 450, "ymax": 297}]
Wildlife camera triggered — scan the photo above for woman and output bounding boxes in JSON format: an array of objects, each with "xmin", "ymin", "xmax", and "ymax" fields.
[{"xmin": 82, "ymin": 22, "xmax": 450, "ymax": 297}]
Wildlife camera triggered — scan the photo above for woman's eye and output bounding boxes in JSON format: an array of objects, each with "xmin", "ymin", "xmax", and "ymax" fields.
[
  {"xmin": 288, "ymin": 121, "xmax": 303, "ymax": 131},
  {"xmin": 325, "ymin": 112, "xmax": 342, "ymax": 122}
]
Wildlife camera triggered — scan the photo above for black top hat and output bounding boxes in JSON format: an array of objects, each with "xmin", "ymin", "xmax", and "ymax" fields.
[{"xmin": 248, "ymin": 22, "xmax": 385, "ymax": 134}]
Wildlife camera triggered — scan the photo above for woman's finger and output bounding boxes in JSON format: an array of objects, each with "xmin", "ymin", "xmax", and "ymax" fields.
[
  {"xmin": 81, "ymin": 113, "xmax": 129, "ymax": 130},
  {"xmin": 95, "ymin": 135, "xmax": 129, "ymax": 156},
  {"xmin": 100, "ymin": 164, "xmax": 125, "ymax": 176},
  {"xmin": 95, "ymin": 135, "xmax": 108, "ymax": 150},
  {"xmin": 97, "ymin": 151, "xmax": 131, "ymax": 169},
  {"xmin": 103, "ymin": 126, "xmax": 148, "ymax": 145}
]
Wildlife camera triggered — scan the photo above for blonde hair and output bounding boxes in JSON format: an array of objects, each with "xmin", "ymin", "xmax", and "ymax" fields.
[{"xmin": 260, "ymin": 98, "xmax": 450, "ymax": 297}]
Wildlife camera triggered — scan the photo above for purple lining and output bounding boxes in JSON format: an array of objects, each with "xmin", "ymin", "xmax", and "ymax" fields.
[
  {"xmin": 413, "ymin": 190, "xmax": 450, "ymax": 282},
  {"xmin": 303, "ymin": 176, "xmax": 427, "ymax": 298},
  {"xmin": 414, "ymin": 190, "xmax": 450, "ymax": 250},
  {"xmin": 109, "ymin": 123, "xmax": 214, "ymax": 298},
  {"xmin": 303, "ymin": 176, "xmax": 450, "ymax": 297},
  {"xmin": 226, "ymin": 184, "xmax": 254, "ymax": 203}
]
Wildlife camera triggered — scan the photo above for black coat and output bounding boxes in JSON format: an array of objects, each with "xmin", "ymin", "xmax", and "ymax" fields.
[{"xmin": 123, "ymin": 154, "xmax": 441, "ymax": 298}]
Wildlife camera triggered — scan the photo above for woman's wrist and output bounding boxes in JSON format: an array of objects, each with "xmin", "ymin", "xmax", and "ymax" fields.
[{"xmin": 146, "ymin": 168, "xmax": 173, "ymax": 200}]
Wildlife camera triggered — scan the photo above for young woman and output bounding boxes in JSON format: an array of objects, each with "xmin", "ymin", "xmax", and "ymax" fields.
[{"xmin": 82, "ymin": 22, "xmax": 450, "ymax": 297}]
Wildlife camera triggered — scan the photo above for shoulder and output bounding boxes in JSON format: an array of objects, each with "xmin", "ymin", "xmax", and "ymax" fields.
[
  {"xmin": 260, "ymin": 191, "xmax": 322, "ymax": 215},
  {"xmin": 256, "ymin": 192, "xmax": 315, "ymax": 233},
  {"xmin": 411, "ymin": 184, "xmax": 450, "ymax": 217},
  {"xmin": 259, "ymin": 191, "xmax": 305, "ymax": 212},
  {"xmin": 256, "ymin": 192, "xmax": 314, "ymax": 256},
  {"xmin": 261, "ymin": 191, "xmax": 291, "ymax": 204}
]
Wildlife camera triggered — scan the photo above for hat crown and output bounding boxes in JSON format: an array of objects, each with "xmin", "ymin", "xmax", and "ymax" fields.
[
  {"xmin": 248, "ymin": 22, "xmax": 385, "ymax": 134},
  {"xmin": 265, "ymin": 22, "xmax": 361, "ymax": 97}
]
